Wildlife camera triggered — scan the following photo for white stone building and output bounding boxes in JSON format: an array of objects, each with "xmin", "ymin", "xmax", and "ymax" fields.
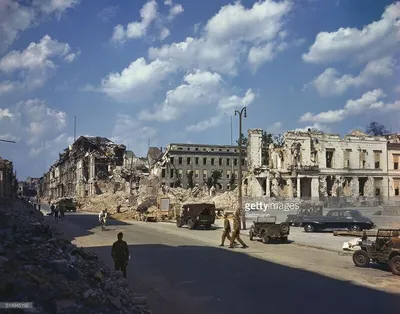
[{"xmin": 246, "ymin": 129, "xmax": 389, "ymax": 201}]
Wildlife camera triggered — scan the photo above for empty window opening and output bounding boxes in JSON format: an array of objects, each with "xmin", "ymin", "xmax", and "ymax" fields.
[
  {"xmin": 359, "ymin": 177, "xmax": 367, "ymax": 196},
  {"xmin": 326, "ymin": 150, "xmax": 334, "ymax": 168}
]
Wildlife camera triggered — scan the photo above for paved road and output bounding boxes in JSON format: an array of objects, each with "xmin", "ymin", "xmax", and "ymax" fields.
[{"xmin": 42, "ymin": 206, "xmax": 400, "ymax": 314}]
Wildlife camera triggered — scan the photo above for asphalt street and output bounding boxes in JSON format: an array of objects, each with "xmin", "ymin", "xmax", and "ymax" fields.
[{"xmin": 41, "ymin": 205, "xmax": 400, "ymax": 314}]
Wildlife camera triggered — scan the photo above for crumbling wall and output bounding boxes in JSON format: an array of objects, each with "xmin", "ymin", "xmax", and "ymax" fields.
[
  {"xmin": 364, "ymin": 177, "xmax": 374, "ymax": 197},
  {"xmin": 319, "ymin": 176, "xmax": 327, "ymax": 197}
]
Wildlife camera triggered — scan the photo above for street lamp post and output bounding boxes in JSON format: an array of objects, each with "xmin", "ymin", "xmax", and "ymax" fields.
[
  {"xmin": 0, "ymin": 139, "xmax": 16, "ymax": 143},
  {"xmin": 235, "ymin": 107, "xmax": 247, "ymax": 230}
]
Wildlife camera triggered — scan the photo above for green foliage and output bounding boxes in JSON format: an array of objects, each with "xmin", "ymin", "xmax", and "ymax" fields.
[
  {"xmin": 206, "ymin": 170, "xmax": 222, "ymax": 189},
  {"xmin": 366, "ymin": 121, "xmax": 389, "ymax": 136},
  {"xmin": 229, "ymin": 173, "xmax": 237, "ymax": 190},
  {"xmin": 236, "ymin": 133, "xmax": 248, "ymax": 147},
  {"xmin": 186, "ymin": 170, "xmax": 194, "ymax": 189}
]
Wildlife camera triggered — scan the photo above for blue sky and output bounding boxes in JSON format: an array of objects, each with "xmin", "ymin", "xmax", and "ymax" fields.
[{"xmin": 0, "ymin": 0, "xmax": 399, "ymax": 179}]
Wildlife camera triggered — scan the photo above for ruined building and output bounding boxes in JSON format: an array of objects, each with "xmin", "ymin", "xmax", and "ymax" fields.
[
  {"xmin": 246, "ymin": 129, "xmax": 390, "ymax": 201},
  {"xmin": 0, "ymin": 158, "xmax": 17, "ymax": 197},
  {"xmin": 151, "ymin": 143, "xmax": 247, "ymax": 191},
  {"xmin": 40, "ymin": 136, "xmax": 126, "ymax": 199},
  {"xmin": 387, "ymin": 134, "xmax": 400, "ymax": 198}
]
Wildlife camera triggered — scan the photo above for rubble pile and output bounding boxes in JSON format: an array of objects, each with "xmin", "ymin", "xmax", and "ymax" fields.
[
  {"xmin": 0, "ymin": 198, "xmax": 152, "ymax": 314},
  {"xmin": 212, "ymin": 189, "xmax": 239, "ymax": 212},
  {"xmin": 79, "ymin": 191, "xmax": 134, "ymax": 213}
]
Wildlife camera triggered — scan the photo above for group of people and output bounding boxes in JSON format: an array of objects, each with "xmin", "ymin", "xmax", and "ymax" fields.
[
  {"xmin": 50, "ymin": 203, "xmax": 65, "ymax": 220},
  {"xmin": 220, "ymin": 212, "xmax": 248, "ymax": 248}
]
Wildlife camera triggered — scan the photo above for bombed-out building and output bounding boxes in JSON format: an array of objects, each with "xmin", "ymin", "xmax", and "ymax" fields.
[
  {"xmin": 0, "ymin": 158, "xmax": 17, "ymax": 198},
  {"xmin": 41, "ymin": 136, "xmax": 126, "ymax": 199},
  {"xmin": 246, "ymin": 129, "xmax": 390, "ymax": 201},
  {"xmin": 151, "ymin": 143, "xmax": 247, "ymax": 191}
]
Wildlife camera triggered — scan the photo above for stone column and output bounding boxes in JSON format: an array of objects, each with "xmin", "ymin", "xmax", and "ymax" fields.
[
  {"xmin": 352, "ymin": 177, "xmax": 359, "ymax": 197},
  {"xmin": 297, "ymin": 177, "xmax": 301, "ymax": 198},
  {"xmin": 311, "ymin": 177, "xmax": 319, "ymax": 200}
]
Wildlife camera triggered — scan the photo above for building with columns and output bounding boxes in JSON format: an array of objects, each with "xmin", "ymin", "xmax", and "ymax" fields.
[{"xmin": 245, "ymin": 129, "xmax": 389, "ymax": 202}]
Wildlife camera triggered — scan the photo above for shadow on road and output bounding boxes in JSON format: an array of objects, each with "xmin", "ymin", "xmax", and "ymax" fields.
[
  {"xmin": 83, "ymin": 243, "xmax": 400, "ymax": 314},
  {"xmin": 45, "ymin": 212, "xmax": 400, "ymax": 314}
]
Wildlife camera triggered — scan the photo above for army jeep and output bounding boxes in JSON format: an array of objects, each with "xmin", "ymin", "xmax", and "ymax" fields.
[
  {"xmin": 176, "ymin": 203, "xmax": 216, "ymax": 230},
  {"xmin": 249, "ymin": 216, "xmax": 290, "ymax": 244},
  {"xmin": 352, "ymin": 229, "xmax": 400, "ymax": 276}
]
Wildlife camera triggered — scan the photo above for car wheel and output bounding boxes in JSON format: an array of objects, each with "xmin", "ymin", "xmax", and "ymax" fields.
[
  {"xmin": 349, "ymin": 224, "xmax": 361, "ymax": 232},
  {"xmin": 389, "ymin": 256, "xmax": 400, "ymax": 276},
  {"xmin": 352, "ymin": 250, "xmax": 370, "ymax": 267},
  {"xmin": 262, "ymin": 233, "xmax": 269, "ymax": 244},
  {"xmin": 304, "ymin": 224, "xmax": 315, "ymax": 233},
  {"xmin": 188, "ymin": 219, "xmax": 195, "ymax": 230},
  {"xmin": 249, "ymin": 230, "xmax": 254, "ymax": 241},
  {"xmin": 279, "ymin": 222, "xmax": 289, "ymax": 234}
]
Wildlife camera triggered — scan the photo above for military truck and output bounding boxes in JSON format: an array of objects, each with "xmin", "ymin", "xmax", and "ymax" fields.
[
  {"xmin": 176, "ymin": 203, "xmax": 216, "ymax": 230},
  {"xmin": 55, "ymin": 197, "xmax": 77, "ymax": 212}
]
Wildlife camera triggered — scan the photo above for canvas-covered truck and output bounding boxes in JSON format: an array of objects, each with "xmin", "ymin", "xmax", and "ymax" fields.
[{"xmin": 55, "ymin": 197, "xmax": 77, "ymax": 212}]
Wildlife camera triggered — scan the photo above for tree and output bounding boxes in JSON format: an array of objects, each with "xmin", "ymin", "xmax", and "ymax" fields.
[
  {"xmin": 186, "ymin": 170, "xmax": 194, "ymax": 189},
  {"xmin": 229, "ymin": 173, "xmax": 237, "ymax": 190},
  {"xmin": 366, "ymin": 121, "xmax": 389, "ymax": 136},
  {"xmin": 206, "ymin": 170, "xmax": 222, "ymax": 189},
  {"xmin": 261, "ymin": 132, "xmax": 274, "ymax": 165},
  {"xmin": 273, "ymin": 134, "xmax": 285, "ymax": 147},
  {"xmin": 174, "ymin": 169, "xmax": 181, "ymax": 188},
  {"xmin": 236, "ymin": 133, "xmax": 248, "ymax": 146}
]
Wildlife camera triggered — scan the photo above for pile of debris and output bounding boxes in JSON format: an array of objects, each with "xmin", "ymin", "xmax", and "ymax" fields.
[
  {"xmin": 79, "ymin": 191, "xmax": 134, "ymax": 213},
  {"xmin": 0, "ymin": 198, "xmax": 152, "ymax": 314}
]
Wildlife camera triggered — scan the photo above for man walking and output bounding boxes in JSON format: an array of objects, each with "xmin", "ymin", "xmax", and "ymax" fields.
[
  {"xmin": 111, "ymin": 232, "xmax": 130, "ymax": 278},
  {"xmin": 219, "ymin": 213, "xmax": 237, "ymax": 246},
  {"xmin": 229, "ymin": 212, "xmax": 248, "ymax": 249}
]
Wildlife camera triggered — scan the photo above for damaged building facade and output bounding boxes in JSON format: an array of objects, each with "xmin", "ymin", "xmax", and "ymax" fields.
[
  {"xmin": 40, "ymin": 136, "xmax": 127, "ymax": 199},
  {"xmin": 0, "ymin": 158, "xmax": 17, "ymax": 197},
  {"xmin": 246, "ymin": 129, "xmax": 390, "ymax": 202},
  {"xmin": 151, "ymin": 143, "xmax": 247, "ymax": 191},
  {"xmin": 387, "ymin": 134, "xmax": 400, "ymax": 198}
]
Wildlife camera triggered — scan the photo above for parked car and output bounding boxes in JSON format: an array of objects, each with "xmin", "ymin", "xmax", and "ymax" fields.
[
  {"xmin": 286, "ymin": 206, "xmax": 323, "ymax": 226},
  {"xmin": 352, "ymin": 229, "xmax": 400, "ymax": 276},
  {"xmin": 300, "ymin": 209, "xmax": 375, "ymax": 232},
  {"xmin": 249, "ymin": 216, "xmax": 290, "ymax": 243},
  {"xmin": 176, "ymin": 203, "xmax": 216, "ymax": 230}
]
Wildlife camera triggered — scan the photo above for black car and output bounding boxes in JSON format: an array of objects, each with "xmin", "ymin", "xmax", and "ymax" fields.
[{"xmin": 300, "ymin": 209, "xmax": 375, "ymax": 232}]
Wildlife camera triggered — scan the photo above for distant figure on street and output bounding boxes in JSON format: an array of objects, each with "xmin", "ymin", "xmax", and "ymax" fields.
[
  {"xmin": 54, "ymin": 204, "xmax": 59, "ymax": 221},
  {"xmin": 111, "ymin": 232, "xmax": 130, "ymax": 278},
  {"xmin": 50, "ymin": 203, "xmax": 55, "ymax": 214},
  {"xmin": 229, "ymin": 212, "xmax": 248, "ymax": 249},
  {"xmin": 219, "ymin": 213, "xmax": 237, "ymax": 247},
  {"xmin": 60, "ymin": 206, "xmax": 65, "ymax": 220}
]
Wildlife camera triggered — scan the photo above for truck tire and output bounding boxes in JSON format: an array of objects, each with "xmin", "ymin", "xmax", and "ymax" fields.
[
  {"xmin": 304, "ymin": 224, "xmax": 315, "ymax": 233},
  {"xmin": 389, "ymin": 256, "xmax": 400, "ymax": 276},
  {"xmin": 176, "ymin": 218, "xmax": 183, "ymax": 228},
  {"xmin": 279, "ymin": 222, "xmax": 289, "ymax": 234},
  {"xmin": 353, "ymin": 250, "xmax": 370, "ymax": 268}
]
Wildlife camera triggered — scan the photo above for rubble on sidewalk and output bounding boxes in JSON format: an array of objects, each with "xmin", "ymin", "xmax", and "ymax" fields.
[{"xmin": 0, "ymin": 198, "xmax": 152, "ymax": 314}]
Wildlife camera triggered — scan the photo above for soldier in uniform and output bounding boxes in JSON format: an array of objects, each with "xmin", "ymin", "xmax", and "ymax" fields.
[
  {"xmin": 219, "ymin": 213, "xmax": 237, "ymax": 247},
  {"xmin": 384, "ymin": 230, "xmax": 400, "ymax": 249},
  {"xmin": 112, "ymin": 232, "xmax": 130, "ymax": 278},
  {"xmin": 229, "ymin": 212, "xmax": 248, "ymax": 249}
]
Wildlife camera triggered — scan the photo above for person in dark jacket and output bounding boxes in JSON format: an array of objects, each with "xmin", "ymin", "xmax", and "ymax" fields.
[{"xmin": 111, "ymin": 232, "xmax": 130, "ymax": 278}]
